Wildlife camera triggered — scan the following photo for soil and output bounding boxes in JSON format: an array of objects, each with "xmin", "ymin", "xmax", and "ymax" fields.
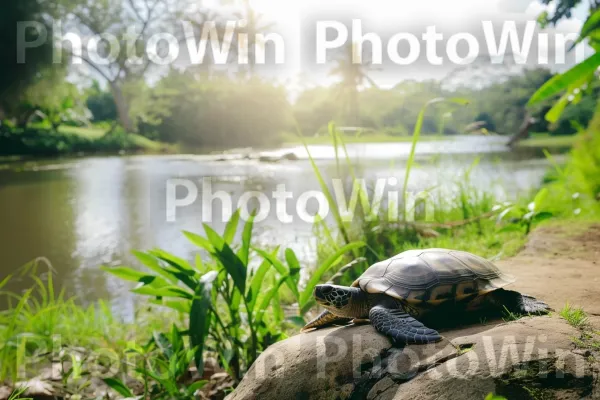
[{"xmin": 498, "ymin": 223, "xmax": 600, "ymax": 317}]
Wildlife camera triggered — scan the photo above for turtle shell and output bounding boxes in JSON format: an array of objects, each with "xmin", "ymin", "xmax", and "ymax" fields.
[{"xmin": 352, "ymin": 248, "xmax": 515, "ymax": 305}]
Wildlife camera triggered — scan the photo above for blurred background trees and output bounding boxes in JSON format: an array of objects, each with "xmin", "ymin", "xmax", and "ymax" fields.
[{"xmin": 1, "ymin": 0, "xmax": 599, "ymax": 154}]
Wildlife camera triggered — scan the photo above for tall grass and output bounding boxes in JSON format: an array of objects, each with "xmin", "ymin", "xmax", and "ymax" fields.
[{"xmin": 0, "ymin": 259, "xmax": 162, "ymax": 383}]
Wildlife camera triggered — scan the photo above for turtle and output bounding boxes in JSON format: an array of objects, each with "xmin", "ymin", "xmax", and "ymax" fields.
[{"xmin": 302, "ymin": 248, "xmax": 550, "ymax": 345}]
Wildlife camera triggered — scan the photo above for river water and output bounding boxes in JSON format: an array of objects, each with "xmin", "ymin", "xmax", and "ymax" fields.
[{"xmin": 0, "ymin": 136, "xmax": 554, "ymax": 314}]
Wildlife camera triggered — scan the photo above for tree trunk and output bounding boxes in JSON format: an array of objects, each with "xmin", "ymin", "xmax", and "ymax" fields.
[
  {"xmin": 507, "ymin": 113, "xmax": 534, "ymax": 147},
  {"xmin": 109, "ymin": 81, "xmax": 135, "ymax": 133}
]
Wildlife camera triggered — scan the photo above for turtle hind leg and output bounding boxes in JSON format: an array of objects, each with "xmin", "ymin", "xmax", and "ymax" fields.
[
  {"xmin": 369, "ymin": 305, "xmax": 441, "ymax": 345},
  {"xmin": 302, "ymin": 310, "xmax": 352, "ymax": 332},
  {"xmin": 490, "ymin": 289, "xmax": 552, "ymax": 315}
]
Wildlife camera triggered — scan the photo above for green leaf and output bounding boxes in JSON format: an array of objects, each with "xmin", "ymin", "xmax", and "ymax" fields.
[
  {"xmin": 571, "ymin": 10, "xmax": 600, "ymax": 49},
  {"xmin": 190, "ymin": 271, "xmax": 217, "ymax": 375},
  {"xmin": 403, "ymin": 97, "xmax": 468, "ymax": 220},
  {"xmin": 203, "ymin": 224, "xmax": 226, "ymax": 251},
  {"xmin": 533, "ymin": 188, "xmax": 549, "ymax": 211},
  {"xmin": 132, "ymin": 250, "xmax": 178, "ymax": 284},
  {"xmin": 0, "ymin": 275, "xmax": 12, "ymax": 291},
  {"xmin": 528, "ymin": 52, "xmax": 600, "ymax": 106},
  {"xmin": 132, "ymin": 285, "xmax": 193, "ymax": 300},
  {"xmin": 299, "ymin": 241, "xmax": 365, "ymax": 309},
  {"xmin": 533, "ymin": 211, "xmax": 553, "ymax": 223},
  {"xmin": 150, "ymin": 249, "xmax": 194, "ymax": 271},
  {"xmin": 238, "ymin": 212, "xmax": 256, "ymax": 265},
  {"xmin": 223, "ymin": 209, "xmax": 240, "ymax": 244},
  {"xmin": 485, "ymin": 394, "xmax": 507, "ymax": 400},
  {"xmin": 184, "ymin": 231, "xmax": 214, "ymax": 253},
  {"xmin": 100, "ymin": 266, "xmax": 149, "ymax": 282},
  {"xmin": 209, "ymin": 236, "xmax": 247, "ymax": 294},
  {"xmin": 149, "ymin": 249, "xmax": 198, "ymax": 290},
  {"xmin": 246, "ymin": 248, "xmax": 279, "ymax": 312},
  {"xmin": 497, "ymin": 224, "xmax": 523, "ymax": 233},
  {"xmin": 255, "ymin": 275, "xmax": 289, "ymax": 324},
  {"xmin": 285, "ymin": 248, "xmax": 301, "ymax": 284},
  {"xmin": 102, "ymin": 378, "xmax": 134, "ymax": 398},
  {"xmin": 255, "ymin": 248, "xmax": 299, "ymax": 298},
  {"xmin": 544, "ymin": 92, "xmax": 570, "ymax": 123},
  {"xmin": 151, "ymin": 299, "xmax": 190, "ymax": 313},
  {"xmin": 187, "ymin": 380, "xmax": 209, "ymax": 395}
]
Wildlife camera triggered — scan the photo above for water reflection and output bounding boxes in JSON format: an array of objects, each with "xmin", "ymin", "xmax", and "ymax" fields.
[{"xmin": 0, "ymin": 137, "xmax": 555, "ymax": 315}]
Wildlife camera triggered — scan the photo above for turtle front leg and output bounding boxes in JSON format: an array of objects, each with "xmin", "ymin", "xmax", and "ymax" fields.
[
  {"xmin": 302, "ymin": 310, "xmax": 352, "ymax": 332},
  {"xmin": 489, "ymin": 289, "xmax": 552, "ymax": 314},
  {"xmin": 369, "ymin": 305, "xmax": 442, "ymax": 345}
]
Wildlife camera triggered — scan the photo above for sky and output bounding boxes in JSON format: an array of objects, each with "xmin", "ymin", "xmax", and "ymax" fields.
[
  {"xmin": 235, "ymin": 0, "xmax": 591, "ymax": 91},
  {"xmin": 71, "ymin": 0, "xmax": 592, "ymax": 92}
]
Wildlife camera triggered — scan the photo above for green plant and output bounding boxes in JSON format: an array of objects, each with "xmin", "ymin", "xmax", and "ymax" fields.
[
  {"xmin": 7, "ymin": 387, "xmax": 32, "ymax": 400},
  {"xmin": 484, "ymin": 393, "xmax": 507, "ymax": 400},
  {"xmin": 502, "ymin": 306, "xmax": 525, "ymax": 322},
  {"xmin": 496, "ymin": 188, "xmax": 553, "ymax": 234},
  {"xmin": 560, "ymin": 303, "xmax": 588, "ymax": 328},
  {"xmin": 103, "ymin": 324, "xmax": 207, "ymax": 400},
  {"xmin": 104, "ymin": 208, "xmax": 364, "ymax": 381}
]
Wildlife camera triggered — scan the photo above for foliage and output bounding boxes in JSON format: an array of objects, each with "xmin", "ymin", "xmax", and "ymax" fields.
[
  {"xmin": 0, "ymin": 258, "xmax": 170, "ymax": 384},
  {"xmin": 0, "ymin": 0, "xmax": 54, "ymax": 107},
  {"xmin": 560, "ymin": 303, "xmax": 589, "ymax": 328},
  {"xmin": 141, "ymin": 71, "xmax": 291, "ymax": 147},
  {"xmin": 0, "ymin": 125, "xmax": 163, "ymax": 156},
  {"xmin": 496, "ymin": 188, "xmax": 554, "ymax": 235},
  {"xmin": 85, "ymin": 81, "xmax": 118, "ymax": 123},
  {"xmin": 103, "ymin": 209, "xmax": 363, "ymax": 381},
  {"xmin": 104, "ymin": 325, "xmax": 207, "ymax": 400},
  {"xmin": 484, "ymin": 393, "xmax": 507, "ymax": 400},
  {"xmin": 329, "ymin": 43, "xmax": 379, "ymax": 125}
]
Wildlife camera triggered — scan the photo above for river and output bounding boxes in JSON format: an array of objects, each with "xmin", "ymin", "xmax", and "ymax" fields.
[{"xmin": 0, "ymin": 136, "xmax": 555, "ymax": 315}]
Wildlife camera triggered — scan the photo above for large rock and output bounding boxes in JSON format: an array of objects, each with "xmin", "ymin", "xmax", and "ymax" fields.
[{"xmin": 228, "ymin": 317, "xmax": 598, "ymax": 400}]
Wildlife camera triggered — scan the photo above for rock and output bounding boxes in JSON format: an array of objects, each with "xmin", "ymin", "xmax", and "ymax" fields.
[
  {"xmin": 0, "ymin": 387, "xmax": 11, "ymax": 400},
  {"xmin": 228, "ymin": 317, "xmax": 598, "ymax": 400}
]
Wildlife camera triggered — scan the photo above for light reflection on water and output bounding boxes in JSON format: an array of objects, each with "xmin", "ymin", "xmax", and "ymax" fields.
[{"xmin": 0, "ymin": 137, "xmax": 555, "ymax": 318}]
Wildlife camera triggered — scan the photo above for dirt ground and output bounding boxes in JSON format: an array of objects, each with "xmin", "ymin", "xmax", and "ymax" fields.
[{"xmin": 498, "ymin": 223, "xmax": 600, "ymax": 318}]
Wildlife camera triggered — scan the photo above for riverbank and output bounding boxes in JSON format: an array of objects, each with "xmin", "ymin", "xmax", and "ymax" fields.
[
  {"xmin": 0, "ymin": 132, "xmax": 597, "ymax": 399},
  {"xmin": 3, "ymin": 220, "xmax": 600, "ymax": 400},
  {"xmin": 283, "ymin": 131, "xmax": 578, "ymax": 150},
  {"xmin": 282, "ymin": 132, "xmax": 448, "ymax": 145},
  {"xmin": 0, "ymin": 125, "xmax": 174, "ymax": 157},
  {"xmin": 231, "ymin": 223, "xmax": 600, "ymax": 400},
  {"xmin": 517, "ymin": 133, "xmax": 578, "ymax": 149}
]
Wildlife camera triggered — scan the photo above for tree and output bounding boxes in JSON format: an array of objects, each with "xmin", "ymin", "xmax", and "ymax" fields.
[
  {"xmin": 329, "ymin": 43, "xmax": 378, "ymax": 126},
  {"xmin": 0, "ymin": 0, "xmax": 54, "ymax": 120},
  {"xmin": 529, "ymin": 5, "xmax": 600, "ymax": 133},
  {"xmin": 86, "ymin": 81, "xmax": 118, "ymax": 122},
  {"xmin": 234, "ymin": 0, "xmax": 276, "ymax": 76},
  {"xmin": 21, "ymin": 68, "xmax": 88, "ymax": 130},
  {"xmin": 47, "ymin": 0, "xmax": 191, "ymax": 132}
]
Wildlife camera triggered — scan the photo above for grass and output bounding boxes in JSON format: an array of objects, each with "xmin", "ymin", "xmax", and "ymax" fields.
[
  {"xmin": 560, "ymin": 303, "xmax": 589, "ymax": 328},
  {"xmin": 0, "ymin": 259, "xmax": 174, "ymax": 384},
  {"xmin": 1, "ymin": 107, "xmax": 599, "ymax": 396},
  {"xmin": 0, "ymin": 124, "xmax": 174, "ymax": 157},
  {"xmin": 59, "ymin": 126, "xmax": 169, "ymax": 152},
  {"xmin": 58, "ymin": 125, "xmax": 107, "ymax": 139},
  {"xmin": 517, "ymin": 133, "xmax": 577, "ymax": 149},
  {"xmin": 560, "ymin": 303, "xmax": 600, "ymax": 352}
]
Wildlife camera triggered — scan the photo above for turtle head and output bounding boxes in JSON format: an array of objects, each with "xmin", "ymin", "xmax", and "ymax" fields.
[{"xmin": 314, "ymin": 284, "xmax": 367, "ymax": 318}]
